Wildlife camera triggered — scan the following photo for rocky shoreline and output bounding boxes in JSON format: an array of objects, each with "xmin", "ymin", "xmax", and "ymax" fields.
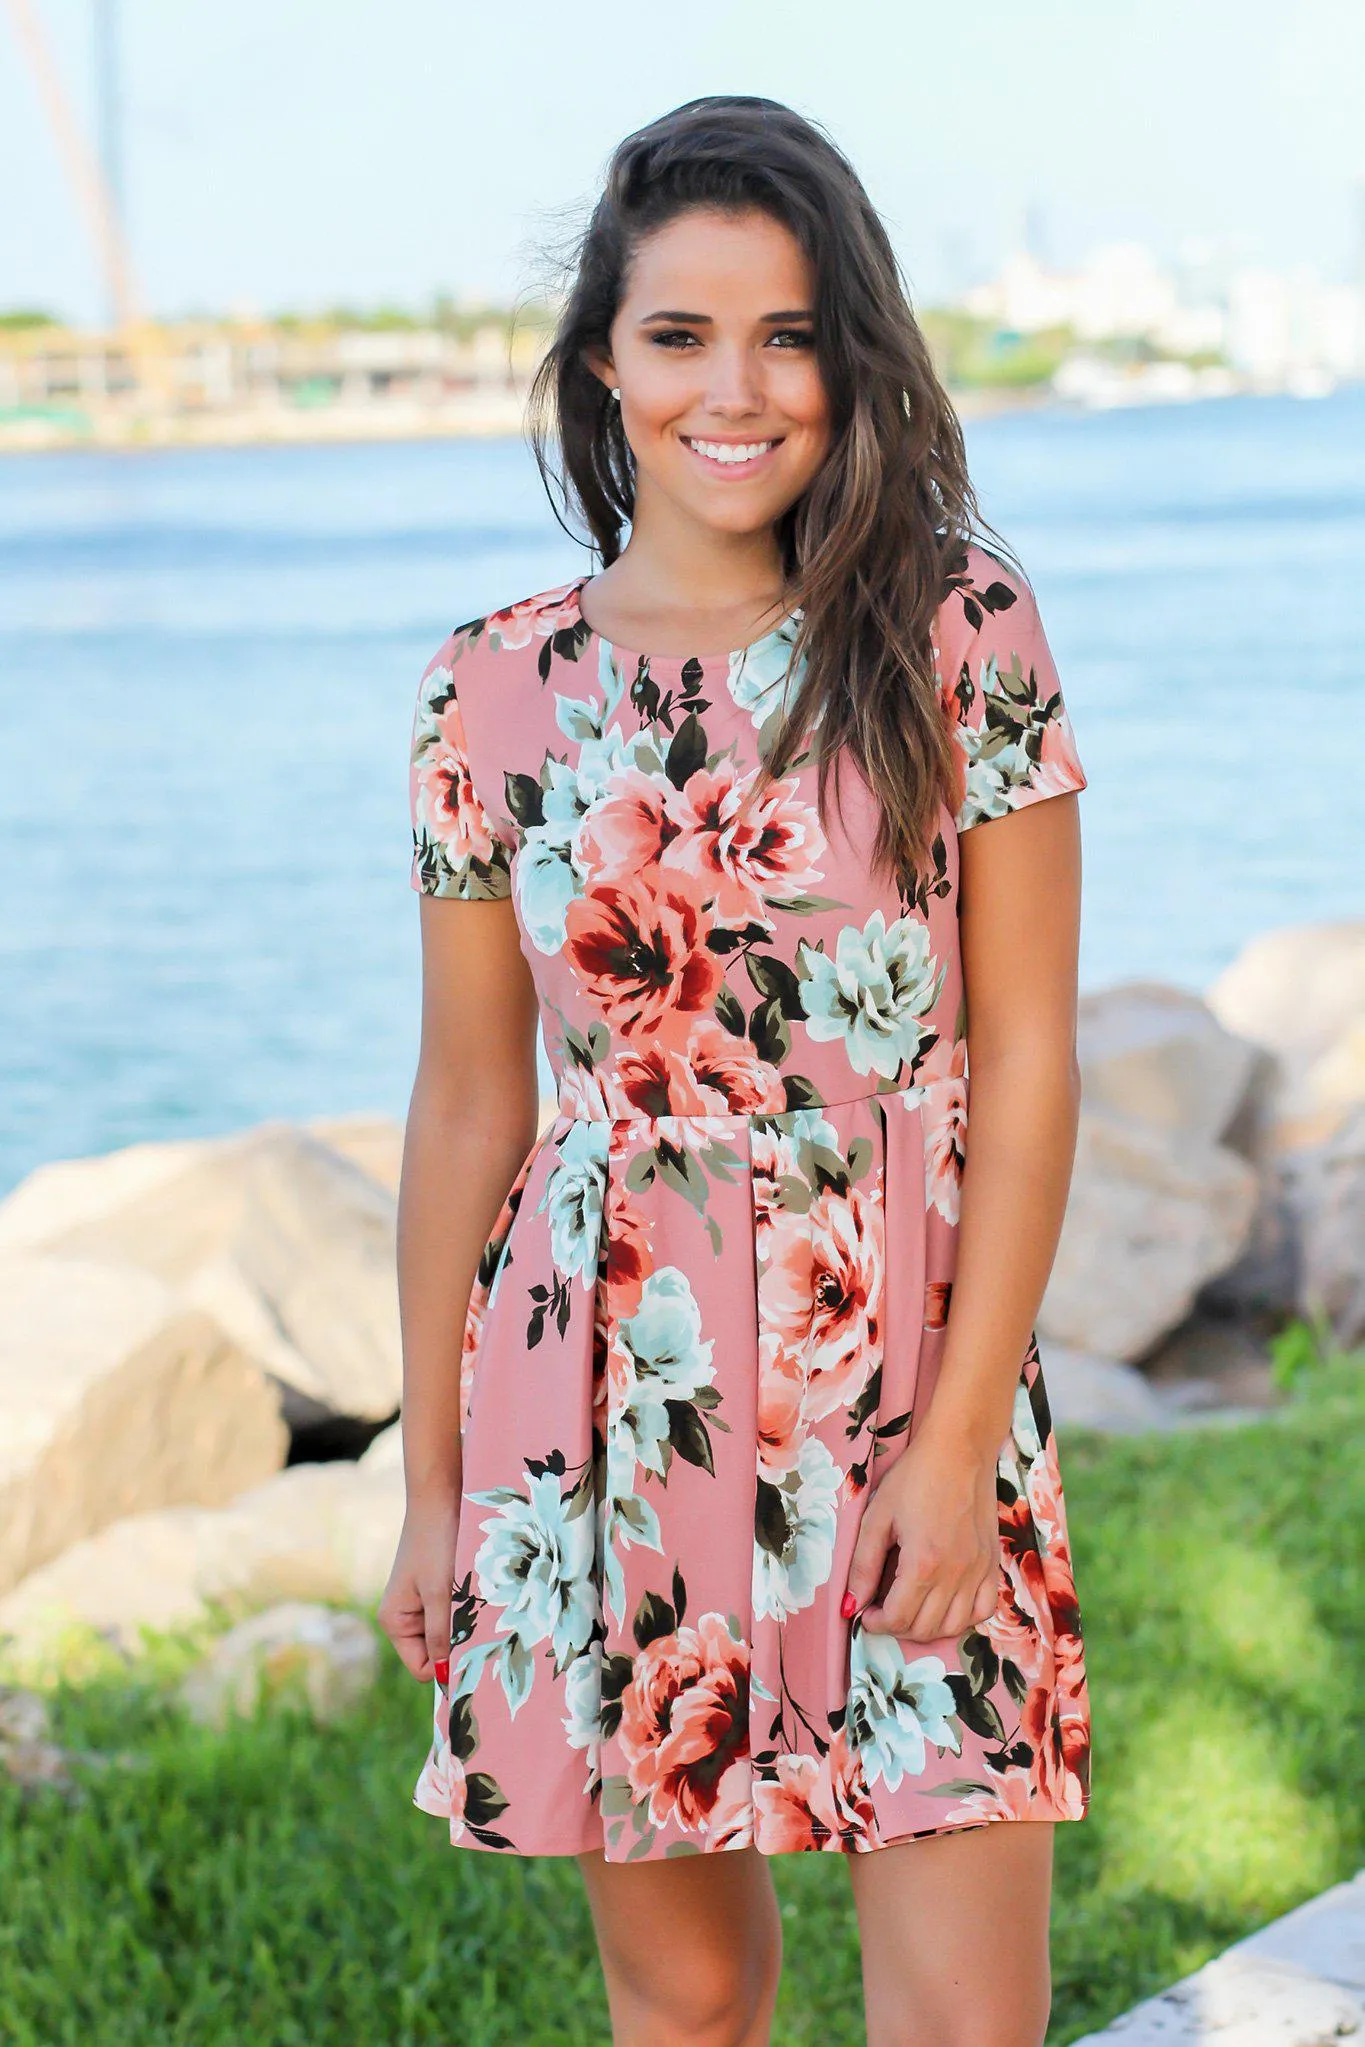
[{"xmin": 0, "ymin": 918, "xmax": 1360, "ymax": 1679}]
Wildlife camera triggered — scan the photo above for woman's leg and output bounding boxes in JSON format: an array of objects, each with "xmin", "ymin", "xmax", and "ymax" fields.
[
  {"xmin": 848, "ymin": 1820, "xmax": 1055, "ymax": 2047},
  {"xmin": 577, "ymin": 1846, "xmax": 783, "ymax": 2047}
]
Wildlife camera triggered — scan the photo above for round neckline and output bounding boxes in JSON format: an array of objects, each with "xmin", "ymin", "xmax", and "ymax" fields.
[{"xmin": 569, "ymin": 573, "xmax": 800, "ymax": 670}]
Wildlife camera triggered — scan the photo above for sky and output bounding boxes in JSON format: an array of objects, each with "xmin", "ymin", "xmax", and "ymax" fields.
[{"xmin": 2, "ymin": 0, "xmax": 1362, "ymax": 327}]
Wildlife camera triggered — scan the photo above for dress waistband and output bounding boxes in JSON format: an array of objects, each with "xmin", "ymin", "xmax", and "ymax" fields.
[{"xmin": 547, "ymin": 1071, "xmax": 957, "ymax": 1129}]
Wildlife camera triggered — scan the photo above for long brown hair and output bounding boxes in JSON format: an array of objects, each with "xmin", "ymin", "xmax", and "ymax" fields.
[{"xmin": 527, "ymin": 94, "xmax": 1017, "ymax": 894}]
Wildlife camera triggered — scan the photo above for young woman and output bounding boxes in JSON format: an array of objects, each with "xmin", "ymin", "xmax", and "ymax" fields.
[{"xmin": 380, "ymin": 95, "xmax": 1092, "ymax": 2047}]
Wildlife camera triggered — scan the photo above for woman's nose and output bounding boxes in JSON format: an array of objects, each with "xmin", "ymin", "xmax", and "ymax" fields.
[{"xmin": 703, "ymin": 348, "xmax": 765, "ymax": 416}]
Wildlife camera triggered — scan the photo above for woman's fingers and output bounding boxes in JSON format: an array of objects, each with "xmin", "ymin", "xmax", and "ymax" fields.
[
  {"xmin": 971, "ymin": 1565, "xmax": 1004, "ymax": 1627},
  {"xmin": 424, "ymin": 1579, "xmax": 452, "ymax": 1681},
  {"xmin": 859, "ymin": 1546, "xmax": 936, "ymax": 1636},
  {"xmin": 860, "ymin": 1557, "xmax": 999, "ymax": 1642},
  {"xmin": 378, "ymin": 1579, "xmax": 434, "ymax": 1680},
  {"xmin": 377, "ymin": 1504, "xmax": 459, "ymax": 1683},
  {"xmin": 844, "ymin": 1496, "xmax": 895, "ymax": 1616}
]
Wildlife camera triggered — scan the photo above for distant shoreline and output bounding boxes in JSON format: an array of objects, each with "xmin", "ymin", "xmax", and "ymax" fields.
[
  {"xmin": 2, "ymin": 376, "xmax": 1352, "ymax": 460},
  {"xmin": 0, "ymin": 382, "xmax": 1074, "ymax": 459}
]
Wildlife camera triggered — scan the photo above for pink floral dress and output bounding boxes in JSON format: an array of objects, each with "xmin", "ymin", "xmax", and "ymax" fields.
[{"xmin": 407, "ymin": 542, "xmax": 1092, "ymax": 1859}]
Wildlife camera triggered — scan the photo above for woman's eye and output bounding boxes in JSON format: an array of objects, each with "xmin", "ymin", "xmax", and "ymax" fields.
[
  {"xmin": 770, "ymin": 328, "xmax": 814, "ymax": 349},
  {"xmin": 650, "ymin": 329, "xmax": 701, "ymax": 350}
]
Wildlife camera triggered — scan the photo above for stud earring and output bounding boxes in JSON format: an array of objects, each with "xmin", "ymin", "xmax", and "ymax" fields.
[{"xmin": 610, "ymin": 386, "xmax": 621, "ymax": 401}]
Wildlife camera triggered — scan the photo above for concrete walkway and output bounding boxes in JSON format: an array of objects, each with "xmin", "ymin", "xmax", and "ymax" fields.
[{"xmin": 1072, "ymin": 1869, "xmax": 1365, "ymax": 2043}]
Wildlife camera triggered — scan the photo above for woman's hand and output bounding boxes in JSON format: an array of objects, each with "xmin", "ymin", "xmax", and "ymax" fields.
[
  {"xmin": 843, "ymin": 1423, "xmax": 1002, "ymax": 1641},
  {"xmin": 377, "ymin": 1494, "xmax": 460, "ymax": 1683}
]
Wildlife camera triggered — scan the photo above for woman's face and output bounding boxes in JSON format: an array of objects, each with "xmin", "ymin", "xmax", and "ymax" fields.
[{"xmin": 596, "ymin": 206, "xmax": 832, "ymax": 539}]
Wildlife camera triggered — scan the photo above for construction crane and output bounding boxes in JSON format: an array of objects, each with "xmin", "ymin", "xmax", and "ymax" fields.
[{"xmin": 6, "ymin": 0, "xmax": 141, "ymax": 333}]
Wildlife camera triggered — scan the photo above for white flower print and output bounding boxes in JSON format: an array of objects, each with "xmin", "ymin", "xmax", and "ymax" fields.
[
  {"xmin": 725, "ymin": 615, "xmax": 806, "ymax": 728},
  {"xmin": 612, "ymin": 1266, "xmax": 716, "ymax": 1480},
  {"xmin": 561, "ymin": 1640, "xmax": 603, "ymax": 1792},
  {"xmin": 753, "ymin": 1433, "xmax": 842, "ymax": 1620},
  {"xmin": 536, "ymin": 1119, "xmax": 608, "ymax": 1285},
  {"xmin": 516, "ymin": 827, "xmax": 581, "ymax": 954},
  {"xmin": 799, "ymin": 910, "xmax": 945, "ymax": 1080},
  {"xmin": 471, "ymin": 1470, "xmax": 597, "ymax": 1669},
  {"xmin": 847, "ymin": 1631, "xmax": 962, "ymax": 1789}
]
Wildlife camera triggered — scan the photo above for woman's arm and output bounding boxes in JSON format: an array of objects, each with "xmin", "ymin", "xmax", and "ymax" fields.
[
  {"xmin": 377, "ymin": 891, "xmax": 541, "ymax": 1681},
  {"xmin": 844, "ymin": 791, "xmax": 1083, "ymax": 1640}
]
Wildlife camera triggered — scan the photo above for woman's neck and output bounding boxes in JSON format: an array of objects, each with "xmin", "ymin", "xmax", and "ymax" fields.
[{"xmin": 613, "ymin": 483, "xmax": 786, "ymax": 609}]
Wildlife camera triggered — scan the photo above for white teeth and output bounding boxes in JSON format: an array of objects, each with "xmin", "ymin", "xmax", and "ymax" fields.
[{"xmin": 687, "ymin": 438, "xmax": 775, "ymax": 465}]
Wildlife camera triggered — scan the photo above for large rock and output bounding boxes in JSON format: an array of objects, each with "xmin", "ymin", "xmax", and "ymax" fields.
[
  {"xmin": 1194, "ymin": 1165, "xmax": 1300, "ymax": 1323},
  {"xmin": 0, "ymin": 1431, "xmax": 405, "ymax": 1668},
  {"xmin": 179, "ymin": 1603, "xmax": 379, "ymax": 1730},
  {"xmin": 1207, "ymin": 920, "xmax": 1365, "ymax": 1150},
  {"xmin": 1041, "ymin": 1113, "xmax": 1259, "ymax": 1363},
  {"xmin": 305, "ymin": 1114, "xmax": 404, "ymax": 1195},
  {"xmin": 0, "ymin": 1255, "xmax": 288, "ymax": 1598},
  {"xmin": 0, "ymin": 1137, "xmax": 210, "ymax": 1253},
  {"xmin": 0, "ymin": 1122, "xmax": 403, "ymax": 1427},
  {"xmin": 1282, "ymin": 1105, "xmax": 1365, "ymax": 1346},
  {"xmin": 1078, "ymin": 981, "xmax": 1269, "ymax": 1152}
]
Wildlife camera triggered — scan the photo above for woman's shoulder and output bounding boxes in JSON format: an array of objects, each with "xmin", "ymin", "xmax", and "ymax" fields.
[
  {"xmin": 419, "ymin": 575, "xmax": 589, "ymax": 695},
  {"xmin": 934, "ymin": 539, "xmax": 1042, "ymax": 663}
]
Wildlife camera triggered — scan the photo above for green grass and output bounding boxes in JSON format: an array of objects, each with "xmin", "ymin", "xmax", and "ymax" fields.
[{"xmin": 3, "ymin": 1361, "xmax": 1362, "ymax": 2046}]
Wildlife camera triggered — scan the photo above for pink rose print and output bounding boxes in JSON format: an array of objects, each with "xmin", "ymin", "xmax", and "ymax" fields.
[
  {"xmin": 754, "ymin": 1732, "xmax": 878, "ymax": 1853},
  {"xmin": 618, "ymin": 1615, "xmax": 751, "ymax": 1833},
  {"xmin": 565, "ymin": 873, "xmax": 724, "ymax": 1045},
  {"xmin": 760, "ymin": 1182, "xmax": 885, "ymax": 1424},
  {"xmin": 577, "ymin": 770, "xmax": 686, "ymax": 885},
  {"xmin": 756, "ymin": 1329, "xmax": 807, "ymax": 1476},
  {"xmin": 668, "ymin": 762, "xmax": 826, "ymax": 925},
  {"xmin": 485, "ymin": 585, "xmax": 583, "ymax": 650},
  {"xmin": 414, "ymin": 697, "xmax": 498, "ymax": 867}
]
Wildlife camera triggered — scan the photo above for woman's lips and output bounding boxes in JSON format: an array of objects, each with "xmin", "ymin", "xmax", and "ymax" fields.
[{"xmin": 680, "ymin": 434, "xmax": 784, "ymax": 478}]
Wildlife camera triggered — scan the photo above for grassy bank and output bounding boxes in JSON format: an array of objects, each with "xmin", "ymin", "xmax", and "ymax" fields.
[{"xmin": 3, "ymin": 1364, "xmax": 1362, "ymax": 2047}]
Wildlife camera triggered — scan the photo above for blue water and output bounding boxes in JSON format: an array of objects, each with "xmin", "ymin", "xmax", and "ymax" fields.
[{"xmin": 2, "ymin": 389, "xmax": 1362, "ymax": 1199}]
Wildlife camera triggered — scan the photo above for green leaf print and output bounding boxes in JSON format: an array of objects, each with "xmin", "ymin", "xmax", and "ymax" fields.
[
  {"xmin": 503, "ymin": 770, "xmax": 545, "ymax": 827},
  {"xmin": 632, "ymin": 1590, "xmax": 676, "ymax": 1649},
  {"xmin": 714, "ymin": 984, "xmax": 747, "ymax": 1037},
  {"xmin": 448, "ymin": 1696, "xmax": 478, "ymax": 1764},
  {"xmin": 666, "ymin": 1399, "xmax": 716, "ymax": 1475},
  {"xmin": 744, "ymin": 952, "xmax": 805, "ymax": 1019},
  {"xmin": 947, "ymin": 1674, "xmax": 1006, "ymax": 1743},
  {"xmin": 755, "ymin": 1476, "xmax": 789, "ymax": 1559},
  {"xmin": 960, "ymin": 1631, "xmax": 1001, "ymax": 1698},
  {"xmin": 464, "ymin": 1772, "xmax": 510, "ymax": 1828},
  {"xmin": 748, "ymin": 996, "xmax": 790, "ymax": 1064},
  {"xmin": 664, "ymin": 712, "xmax": 707, "ymax": 789}
]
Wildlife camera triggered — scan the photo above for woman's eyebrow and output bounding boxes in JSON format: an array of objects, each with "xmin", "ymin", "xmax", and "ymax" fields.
[{"xmin": 637, "ymin": 308, "xmax": 814, "ymax": 324}]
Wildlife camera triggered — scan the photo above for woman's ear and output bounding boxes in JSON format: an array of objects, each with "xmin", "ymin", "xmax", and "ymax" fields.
[{"xmin": 582, "ymin": 346, "xmax": 616, "ymax": 392}]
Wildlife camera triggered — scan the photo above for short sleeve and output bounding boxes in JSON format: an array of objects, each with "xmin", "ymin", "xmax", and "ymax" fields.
[
  {"xmin": 408, "ymin": 643, "xmax": 513, "ymax": 900},
  {"xmin": 941, "ymin": 568, "xmax": 1087, "ymax": 832}
]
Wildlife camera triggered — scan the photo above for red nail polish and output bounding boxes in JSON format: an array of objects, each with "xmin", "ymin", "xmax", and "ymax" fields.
[
  {"xmin": 433, "ymin": 1658, "xmax": 450, "ymax": 1687},
  {"xmin": 840, "ymin": 1592, "xmax": 857, "ymax": 1620}
]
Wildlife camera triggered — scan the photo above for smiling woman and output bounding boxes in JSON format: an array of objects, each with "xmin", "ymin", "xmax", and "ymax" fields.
[
  {"xmin": 625, "ymin": 267, "xmax": 823, "ymax": 486},
  {"xmin": 380, "ymin": 94, "xmax": 1091, "ymax": 2047}
]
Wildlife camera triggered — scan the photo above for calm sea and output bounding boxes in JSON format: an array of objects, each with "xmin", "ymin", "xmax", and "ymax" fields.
[{"xmin": 2, "ymin": 388, "xmax": 1362, "ymax": 1198}]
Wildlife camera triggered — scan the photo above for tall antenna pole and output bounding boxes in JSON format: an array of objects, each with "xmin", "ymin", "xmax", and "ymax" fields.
[
  {"xmin": 5, "ymin": 0, "xmax": 139, "ymax": 331},
  {"xmin": 93, "ymin": 0, "xmax": 125, "ymax": 330}
]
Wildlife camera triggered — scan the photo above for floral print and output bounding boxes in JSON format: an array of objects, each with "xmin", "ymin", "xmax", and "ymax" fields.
[{"xmin": 408, "ymin": 543, "xmax": 1092, "ymax": 1857}]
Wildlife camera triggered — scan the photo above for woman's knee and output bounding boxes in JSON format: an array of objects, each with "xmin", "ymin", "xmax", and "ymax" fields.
[
  {"xmin": 581, "ymin": 1850, "xmax": 782, "ymax": 2047},
  {"xmin": 865, "ymin": 1984, "xmax": 1051, "ymax": 2047},
  {"xmin": 604, "ymin": 1921, "xmax": 781, "ymax": 2044}
]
